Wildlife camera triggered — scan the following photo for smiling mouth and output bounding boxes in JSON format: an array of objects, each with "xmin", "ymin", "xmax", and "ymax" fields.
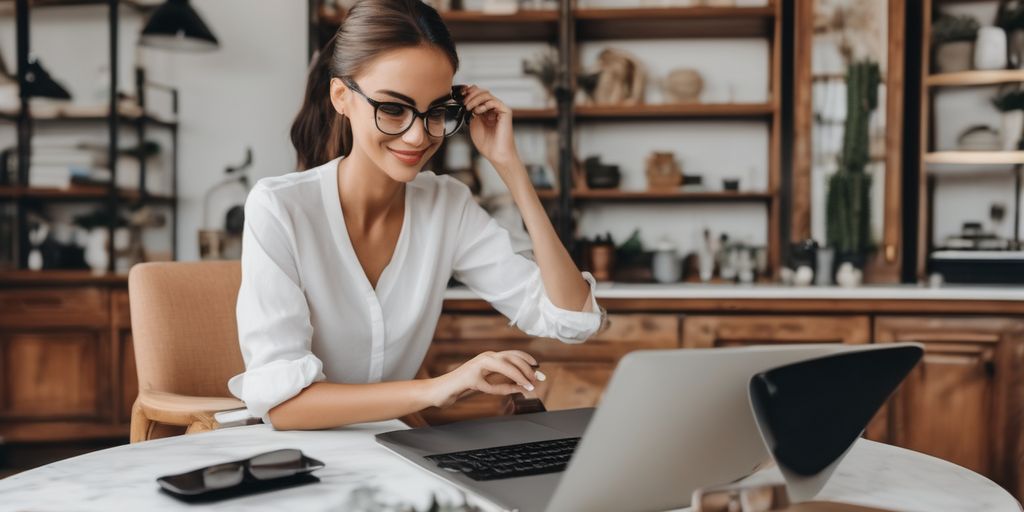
[{"xmin": 388, "ymin": 148, "xmax": 426, "ymax": 164}]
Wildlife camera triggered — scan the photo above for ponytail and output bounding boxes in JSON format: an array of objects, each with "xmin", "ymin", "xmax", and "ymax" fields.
[
  {"xmin": 290, "ymin": 33, "xmax": 352, "ymax": 170},
  {"xmin": 289, "ymin": 0, "xmax": 460, "ymax": 170}
]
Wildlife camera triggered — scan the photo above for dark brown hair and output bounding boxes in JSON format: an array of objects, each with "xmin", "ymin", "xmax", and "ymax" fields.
[{"xmin": 290, "ymin": 0, "xmax": 460, "ymax": 170}]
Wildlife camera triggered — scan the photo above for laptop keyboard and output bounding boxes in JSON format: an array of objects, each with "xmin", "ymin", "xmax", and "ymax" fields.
[{"xmin": 424, "ymin": 437, "xmax": 581, "ymax": 481}]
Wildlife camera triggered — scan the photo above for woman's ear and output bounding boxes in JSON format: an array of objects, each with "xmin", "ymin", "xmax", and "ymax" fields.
[{"xmin": 329, "ymin": 77, "xmax": 347, "ymax": 116}]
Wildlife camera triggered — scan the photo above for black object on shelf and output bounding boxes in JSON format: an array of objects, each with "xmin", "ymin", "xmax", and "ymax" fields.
[
  {"xmin": 24, "ymin": 58, "xmax": 71, "ymax": 99},
  {"xmin": 140, "ymin": 0, "xmax": 219, "ymax": 52}
]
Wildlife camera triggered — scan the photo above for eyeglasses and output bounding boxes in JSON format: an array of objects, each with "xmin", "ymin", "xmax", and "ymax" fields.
[
  {"xmin": 157, "ymin": 448, "xmax": 325, "ymax": 501},
  {"xmin": 342, "ymin": 76, "xmax": 468, "ymax": 138}
]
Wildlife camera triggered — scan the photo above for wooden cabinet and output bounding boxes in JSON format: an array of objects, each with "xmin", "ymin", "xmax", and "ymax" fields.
[
  {"xmin": 874, "ymin": 316, "xmax": 1024, "ymax": 496},
  {"xmin": 419, "ymin": 313, "xmax": 680, "ymax": 424},
  {"xmin": 0, "ymin": 285, "xmax": 129, "ymax": 442},
  {"xmin": 682, "ymin": 315, "xmax": 871, "ymax": 347},
  {"xmin": 1, "ymin": 331, "xmax": 105, "ymax": 419}
]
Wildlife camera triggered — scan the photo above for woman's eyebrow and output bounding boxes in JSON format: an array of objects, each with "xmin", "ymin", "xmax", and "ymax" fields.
[{"xmin": 377, "ymin": 89, "xmax": 453, "ymax": 107}]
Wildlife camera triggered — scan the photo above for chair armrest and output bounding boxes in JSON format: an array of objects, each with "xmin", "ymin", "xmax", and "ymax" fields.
[{"xmin": 135, "ymin": 389, "xmax": 246, "ymax": 428}]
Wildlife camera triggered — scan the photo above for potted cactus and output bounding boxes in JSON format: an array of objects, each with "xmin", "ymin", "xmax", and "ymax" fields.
[
  {"xmin": 932, "ymin": 14, "xmax": 980, "ymax": 72},
  {"xmin": 826, "ymin": 60, "xmax": 880, "ymax": 271}
]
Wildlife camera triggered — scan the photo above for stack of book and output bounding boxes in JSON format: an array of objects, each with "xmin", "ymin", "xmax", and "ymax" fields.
[{"xmin": 28, "ymin": 142, "xmax": 99, "ymax": 189}]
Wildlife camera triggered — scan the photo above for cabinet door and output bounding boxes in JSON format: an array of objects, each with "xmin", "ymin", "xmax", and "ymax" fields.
[
  {"xmin": 682, "ymin": 315, "xmax": 871, "ymax": 348},
  {"xmin": 875, "ymin": 316, "xmax": 1024, "ymax": 495},
  {"xmin": 0, "ymin": 330, "xmax": 107, "ymax": 420}
]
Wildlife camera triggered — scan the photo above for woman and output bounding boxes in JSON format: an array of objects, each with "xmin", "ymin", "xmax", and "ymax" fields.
[{"xmin": 227, "ymin": 0, "xmax": 603, "ymax": 430}]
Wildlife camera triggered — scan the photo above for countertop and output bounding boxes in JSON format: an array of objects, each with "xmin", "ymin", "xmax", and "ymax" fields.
[{"xmin": 444, "ymin": 282, "xmax": 1024, "ymax": 301}]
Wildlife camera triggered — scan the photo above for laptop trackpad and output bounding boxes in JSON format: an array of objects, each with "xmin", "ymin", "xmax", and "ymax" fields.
[{"xmin": 382, "ymin": 420, "xmax": 570, "ymax": 455}]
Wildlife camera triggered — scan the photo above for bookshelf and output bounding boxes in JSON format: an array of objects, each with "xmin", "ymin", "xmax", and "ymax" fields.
[
  {"xmin": 312, "ymin": 0, "xmax": 783, "ymax": 276},
  {"xmin": 0, "ymin": 0, "xmax": 180, "ymax": 272}
]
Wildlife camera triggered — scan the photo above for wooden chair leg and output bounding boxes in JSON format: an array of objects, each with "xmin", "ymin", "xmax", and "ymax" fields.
[{"xmin": 130, "ymin": 398, "xmax": 153, "ymax": 443}]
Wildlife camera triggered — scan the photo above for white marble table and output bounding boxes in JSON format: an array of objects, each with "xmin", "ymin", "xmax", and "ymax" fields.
[{"xmin": 0, "ymin": 420, "xmax": 1020, "ymax": 512}]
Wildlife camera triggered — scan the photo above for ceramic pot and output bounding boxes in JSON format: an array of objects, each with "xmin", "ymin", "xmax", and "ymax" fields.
[
  {"xmin": 974, "ymin": 26, "xmax": 1007, "ymax": 70},
  {"xmin": 935, "ymin": 41, "xmax": 974, "ymax": 73},
  {"xmin": 85, "ymin": 228, "xmax": 109, "ymax": 275},
  {"xmin": 652, "ymin": 249, "xmax": 681, "ymax": 283}
]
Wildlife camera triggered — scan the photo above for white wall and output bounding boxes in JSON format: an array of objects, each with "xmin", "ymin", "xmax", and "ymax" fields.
[{"xmin": 0, "ymin": 0, "xmax": 307, "ymax": 261}]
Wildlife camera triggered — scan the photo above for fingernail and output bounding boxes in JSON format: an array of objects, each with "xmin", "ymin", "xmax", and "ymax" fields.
[
  {"xmin": 523, "ymin": 383, "xmax": 535, "ymax": 391},
  {"xmin": 534, "ymin": 370, "xmax": 546, "ymax": 382}
]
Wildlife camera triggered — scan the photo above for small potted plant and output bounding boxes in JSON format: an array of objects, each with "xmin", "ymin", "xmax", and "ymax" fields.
[
  {"xmin": 932, "ymin": 14, "xmax": 980, "ymax": 73},
  {"xmin": 992, "ymin": 87, "xmax": 1024, "ymax": 150}
]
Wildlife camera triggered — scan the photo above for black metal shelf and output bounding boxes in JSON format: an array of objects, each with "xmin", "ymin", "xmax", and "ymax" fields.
[{"xmin": 5, "ymin": 0, "xmax": 180, "ymax": 272}]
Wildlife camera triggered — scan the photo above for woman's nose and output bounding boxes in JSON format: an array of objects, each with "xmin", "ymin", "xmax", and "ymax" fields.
[{"xmin": 402, "ymin": 116, "xmax": 428, "ymax": 146}]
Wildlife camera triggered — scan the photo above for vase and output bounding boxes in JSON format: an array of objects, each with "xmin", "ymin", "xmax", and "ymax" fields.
[
  {"xmin": 84, "ymin": 228, "xmax": 109, "ymax": 275},
  {"xmin": 974, "ymin": 26, "xmax": 1008, "ymax": 70},
  {"xmin": 935, "ymin": 41, "xmax": 974, "ymax": 73},
  {"xmin": 652, "ymin": 248, "xmax": 681, "ymax": 283},
  {"xmin": 1001, "ymin": 110, "xmax": 1024, "ymax": 151}
]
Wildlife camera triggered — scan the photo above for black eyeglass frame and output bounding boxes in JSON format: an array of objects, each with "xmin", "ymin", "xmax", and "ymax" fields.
[{"xmin": 341, "ymin": 76, "xmax": 468, "ymax": 138}]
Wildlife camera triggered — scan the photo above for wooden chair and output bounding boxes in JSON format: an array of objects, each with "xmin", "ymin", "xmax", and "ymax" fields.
[
  {"xmin": 128, "ymin": 261, "xmax": 247, "ymax": 442},
  {"xmin": 127, "ymin": 260, "xmax": 538, "ymax": 441}
]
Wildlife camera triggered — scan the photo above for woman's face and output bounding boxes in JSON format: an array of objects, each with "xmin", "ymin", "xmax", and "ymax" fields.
[{"xmin": 330, "ymin": 45, "xmax": 456, "ymax": 183}]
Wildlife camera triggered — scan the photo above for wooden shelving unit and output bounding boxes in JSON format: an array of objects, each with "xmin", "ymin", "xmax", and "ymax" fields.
[
  {"xmin": 313, "ymin": 1, "xmax": 783, "ymax": 274},
  {"xmin": 917, "ymin": 0, "xmax": 1024, "ymax": 281},
  {"xmin": 927, "ymin": 69, "xmax": 1024, "ymax": 87}
]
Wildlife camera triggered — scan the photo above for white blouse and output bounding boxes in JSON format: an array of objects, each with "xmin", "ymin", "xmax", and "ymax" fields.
[{"xmin": 227, "ymin": 156, "xmax": 604, "ymax": 424}]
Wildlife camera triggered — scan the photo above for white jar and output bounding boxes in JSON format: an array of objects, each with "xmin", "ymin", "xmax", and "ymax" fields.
[{"xmin": 975, "ymin": 26, "xmax": 1008, "ymax": 70}]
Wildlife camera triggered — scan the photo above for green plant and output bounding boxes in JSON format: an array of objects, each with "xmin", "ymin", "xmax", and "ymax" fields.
[
  {"xmin": 931, "ymin": 14, "xmax": 980, "ymax": 44},
  {"xmin": 826, "ymin": 60, "xmax": 879, "ymax": 261},
  {"xmin": 992, "ymin": 89, "xmax": 1024, "ymax": 111}
]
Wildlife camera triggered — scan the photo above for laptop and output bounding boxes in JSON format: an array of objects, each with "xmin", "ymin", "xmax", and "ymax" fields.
[{"xmin": 376, "ymin": 343, "xmax": 916, "ymax": 512}]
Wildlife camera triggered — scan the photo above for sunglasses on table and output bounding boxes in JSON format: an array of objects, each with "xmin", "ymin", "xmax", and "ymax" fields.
[
  {"xmin": 157, "ymin": 448, "xmax": 325, "ymax": 502},
  {"xmin": 342, "ymin": 76, "xmax": 471, "ymax": 138}
]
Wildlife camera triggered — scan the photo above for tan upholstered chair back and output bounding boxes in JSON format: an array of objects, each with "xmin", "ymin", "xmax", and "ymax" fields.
[{"xmin": 128, "ymin": 261, "xmax": 244, "ymax": 398}]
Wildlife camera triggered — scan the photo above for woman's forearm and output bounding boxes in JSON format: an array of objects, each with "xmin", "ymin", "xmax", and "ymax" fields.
[
  {"xmin": 267, "ymin": 380, "xmax": 434, "ymax": 430},
  {"xmin": 496, "ymin": 158, "xmax": 592, "ymax": 312}
]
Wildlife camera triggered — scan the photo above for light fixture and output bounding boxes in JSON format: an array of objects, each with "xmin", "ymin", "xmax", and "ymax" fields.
[{"xmin": 139, "ymin": 0, "xmax": 219, "ymax": 52}]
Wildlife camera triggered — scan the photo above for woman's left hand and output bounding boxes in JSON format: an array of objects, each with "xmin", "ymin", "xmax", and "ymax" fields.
[{"xmin": 461, "ymin": 84, "xmax": 521, "ymax": 170}]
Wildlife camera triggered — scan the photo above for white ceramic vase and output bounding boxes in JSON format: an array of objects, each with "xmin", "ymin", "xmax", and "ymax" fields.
[
  {"xmin": 1001, "ymin": 110, "xmax": 1024, "ymax": 151},
  {"xmin": 975, "ymin": 26, "xmax": 1008, "ymax": 70},
  {"xmin": 84, "ymin": 228, "xmax": 109, "ymax": 275}
]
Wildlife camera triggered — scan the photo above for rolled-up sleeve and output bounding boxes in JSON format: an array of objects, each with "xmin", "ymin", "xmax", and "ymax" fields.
[
  {"xmin": 450, "ymin": 183, "xmax": 603, "ymax": 344},
  {"xmin": 227, "ymin": 185, "xmax": 325, "ymax": 426}
]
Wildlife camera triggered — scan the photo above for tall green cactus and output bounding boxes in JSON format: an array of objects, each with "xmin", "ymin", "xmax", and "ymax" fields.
[{"xmin": 827, "ymin": 59, "xmax": 880, "ymax": 260}]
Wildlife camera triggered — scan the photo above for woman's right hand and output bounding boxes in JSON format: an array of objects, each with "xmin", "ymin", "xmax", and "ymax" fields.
[{"xmin": 427, "ymin": 350, "xmax": 542, "ymax": 408}]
